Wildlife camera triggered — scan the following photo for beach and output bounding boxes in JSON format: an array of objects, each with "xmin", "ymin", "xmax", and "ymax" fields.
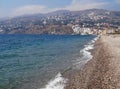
[{"xmin": 64, "ymin": 35, "xmax": 120, "ymax": 89}]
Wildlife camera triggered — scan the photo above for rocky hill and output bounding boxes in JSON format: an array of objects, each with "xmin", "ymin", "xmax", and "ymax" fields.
[{"xmin": 0, "ymin": 9, "xmax": 120, "ymax": 34}]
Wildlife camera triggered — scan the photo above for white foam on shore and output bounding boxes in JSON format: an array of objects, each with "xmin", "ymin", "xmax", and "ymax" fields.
[
  {"xmin": 75, "ymin": 36, "xmax": 99, "ymax": 68},
  {"xmin": 81, "ymin": 36, "xmax": 99, "ymax": 60},
  {"xmin": 40, "ymin": 36, "xmax": 99, "ymax": 89},
  {"xmin": 40, "ymin": 73, "xmax": 67, "ymax": 89}
]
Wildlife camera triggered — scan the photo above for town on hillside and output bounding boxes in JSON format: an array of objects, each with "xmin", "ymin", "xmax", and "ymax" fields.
[{"xmin": 0, "ymin": 9, "xmax": 120, "ymax": 35}]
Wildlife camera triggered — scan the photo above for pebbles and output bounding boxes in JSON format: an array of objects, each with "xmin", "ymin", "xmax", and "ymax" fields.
[{"xmin": 64, "ymin": 35, "xmax": 120, "ymax": 89}]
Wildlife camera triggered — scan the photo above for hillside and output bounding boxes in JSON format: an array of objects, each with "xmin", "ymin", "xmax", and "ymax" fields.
[{"xmin": 0, "ymin": 9, "xmax": 120, "ymax": 34}]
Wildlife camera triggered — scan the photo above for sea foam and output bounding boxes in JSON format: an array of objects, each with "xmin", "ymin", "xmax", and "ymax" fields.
[
  {"xmin": 40, "ymin": 73, "xmax": 67, "ymax": 89},
  {"xmin": 81, "ymin": 36, "xmax": 99, "ymax": 60},
  {"xmin": 40, "ymin": 36, "xmax": 99, "ymax": 89},
  {"xmin": 75, "ymin": 36, "xmax": 99, "ymax": 68}
]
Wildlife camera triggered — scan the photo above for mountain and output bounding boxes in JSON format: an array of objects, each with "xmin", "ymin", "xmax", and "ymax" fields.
[
  {"xmin": 62, "ymin": 9, "xmax": 120, "ymax": 20},
  {"xmin": 45, "ymin": 10, "xmax": 71, "ymax": 16},
  {"xmin": 0, "ymin": 9, "xmax": 120, "ymax": 34}
]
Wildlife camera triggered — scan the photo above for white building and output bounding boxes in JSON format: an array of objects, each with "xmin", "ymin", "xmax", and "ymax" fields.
[
  {"xmin": 72, "ymin": 25, "xmax": 81, "ymax": 34},
  {"xmin": 0, "ymin": 29, "xmax": 3, "ymax": 33},
  {"xmin": 72, "ymin": 25, "xmax": 93, "ymax": 35}
]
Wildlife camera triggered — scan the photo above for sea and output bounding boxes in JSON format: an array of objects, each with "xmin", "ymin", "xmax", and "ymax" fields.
[{"xmin": 0, "ymin": 34, "xmax": 98, "ymax": 89}]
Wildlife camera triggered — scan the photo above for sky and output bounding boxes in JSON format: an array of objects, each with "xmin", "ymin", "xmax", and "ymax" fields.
[{"xmin": 0, "ymin": 0, "xmax": 120, "ymax": 18}]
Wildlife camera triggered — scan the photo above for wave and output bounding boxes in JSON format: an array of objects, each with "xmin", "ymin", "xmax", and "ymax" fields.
[
  {"xmin": 40, "ymin": 36, "xmax": 99, "ymax": 89},
  {"xmin": 40, "ymin": 73, "xmax": 67, "ymax": 89},
  {"xmin": 74, "ymin": 36, "xmax": 99, "ymax": 69}
]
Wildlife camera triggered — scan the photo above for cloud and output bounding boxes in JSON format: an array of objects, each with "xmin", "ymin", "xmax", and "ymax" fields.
[
  {"xmin": 10, "ymin": 5, "xmax": 63, "ymax": 17},
  {"xmin": 65, "ymin": 0, "xmax": 109, "ymax": 11},
  {"xmin": 10, "ymin": 0, "xmax": 109, "ymax": 17},
  {"xmin": 10, "ymin": 5, "xmax": 49, "ymax": 17}
]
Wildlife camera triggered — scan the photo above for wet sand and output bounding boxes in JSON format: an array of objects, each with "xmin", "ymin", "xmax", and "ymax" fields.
[{"xmin": 64, "ymin": 35, "xmax": 120, "ymax": 89}]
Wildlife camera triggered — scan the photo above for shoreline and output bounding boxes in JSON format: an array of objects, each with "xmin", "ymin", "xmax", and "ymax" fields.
[
  {"xmin": 39, "ymin": 36, "xmax": 97, "ymax": 89},
  {"xmin": 64, "ymin": 35, "xmax": 120, "ymax": 89}
]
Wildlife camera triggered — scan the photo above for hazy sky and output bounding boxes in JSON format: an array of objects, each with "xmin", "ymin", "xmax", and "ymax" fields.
[{"xmin": 0, "ymin": 0, "xmax": 120, "ymax": 18}]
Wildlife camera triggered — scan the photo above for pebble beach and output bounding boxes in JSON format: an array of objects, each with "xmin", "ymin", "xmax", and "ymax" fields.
[{"xmin": 64, "ymin": 35, "xmax": 120, "ymax": 89}]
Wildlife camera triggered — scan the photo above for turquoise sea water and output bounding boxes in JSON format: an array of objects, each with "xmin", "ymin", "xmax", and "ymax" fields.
[{"xmin": 0, "ymin": 34, "xmax": 95, "ymax": 89}]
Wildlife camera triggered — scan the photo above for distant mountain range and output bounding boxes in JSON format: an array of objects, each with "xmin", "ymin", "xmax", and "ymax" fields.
[
  {"xmin": 12, "ymin": 9, "xmax": 120, "ymax": 19},
  {"xmin": 0, "ymin": 9, "xmax": 120, "ymax": 34},
  {"xmin": 52, "ymin": 9, "xmax": 119, "ymax": 16}
]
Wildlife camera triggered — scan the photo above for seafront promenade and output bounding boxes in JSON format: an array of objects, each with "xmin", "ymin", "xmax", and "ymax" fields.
[{"xmin": 65, "ymin": 35, "xmax": 120, "ymax": 89}]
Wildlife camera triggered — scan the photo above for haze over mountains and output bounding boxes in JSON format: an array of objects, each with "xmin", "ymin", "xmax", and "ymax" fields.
[
  {"xmin": 11, "ymin": 9, "xmax": 120, "ymax": 19},
  {"xmin": 0, "ymin": 9, "xmax": 120, "ymax": 34}
]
